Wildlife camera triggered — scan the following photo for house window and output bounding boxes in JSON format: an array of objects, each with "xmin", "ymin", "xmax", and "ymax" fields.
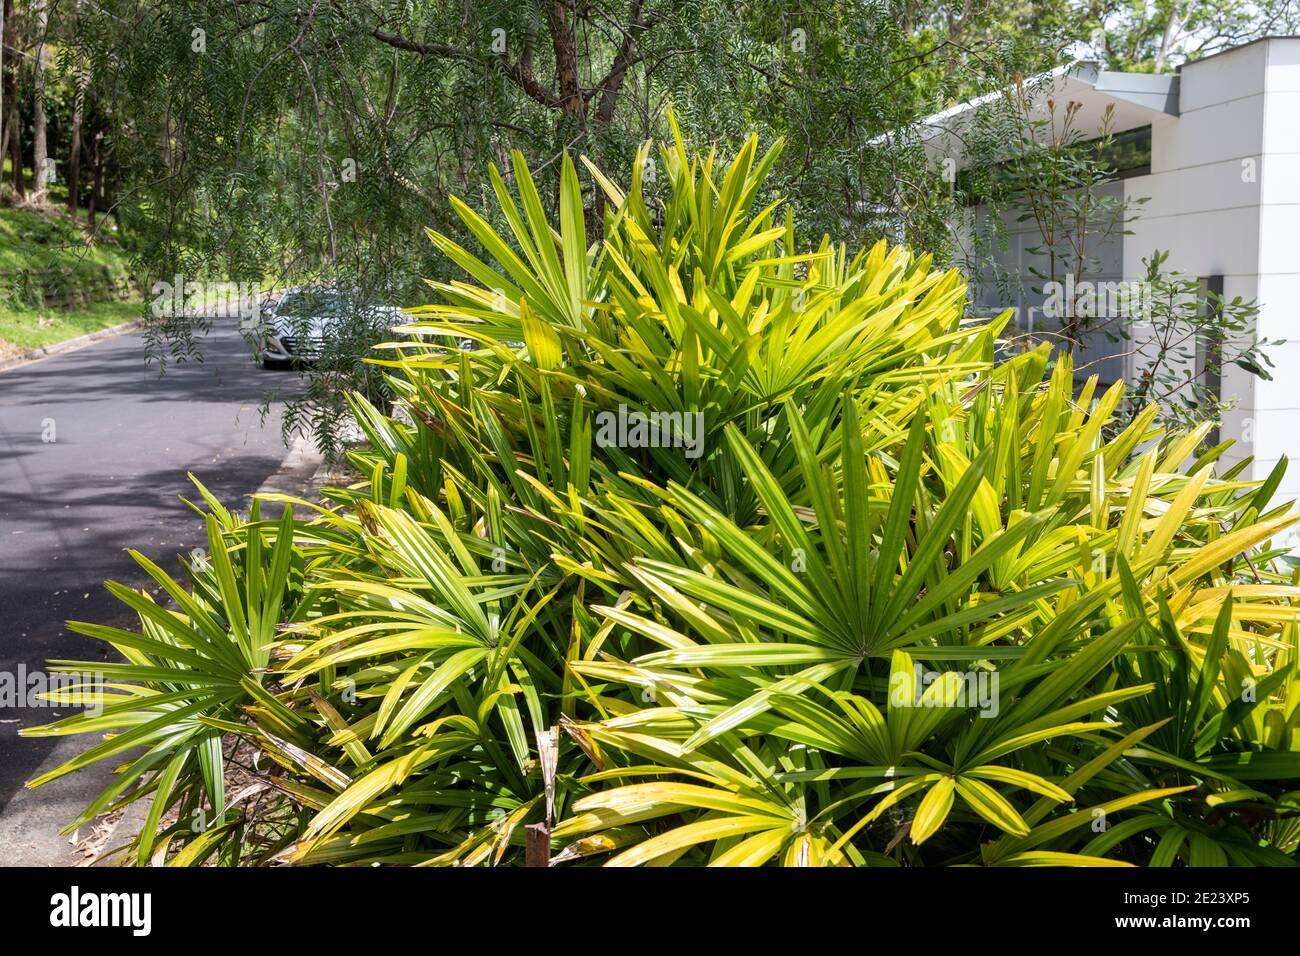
[
  {"xmin": 1093, "ymin": 126, "xmax": 1152, "ymax": 180},
  {"xmin": 954, "ymin": 125, "xmax": 1152, "ymax": 206}
]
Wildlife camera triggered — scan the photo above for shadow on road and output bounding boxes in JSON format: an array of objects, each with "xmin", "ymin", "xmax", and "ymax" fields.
[{"xmin": 0, "ymin": 321, "xmax": 304, "ymax": 822}]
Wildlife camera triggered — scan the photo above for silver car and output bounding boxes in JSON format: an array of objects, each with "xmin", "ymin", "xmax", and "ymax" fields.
[{"xmin": 257, "ymin": 288, "xmax": 401, "ymax": 368}]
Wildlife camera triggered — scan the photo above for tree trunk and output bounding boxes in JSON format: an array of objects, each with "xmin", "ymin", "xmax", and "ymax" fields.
[
  {"xmin": 1155, "ymin": 2, "xmax": 1182, "ymax": 72},
  {"xmin": 3, "ymin": 0, "xmax": 19, "ymax": 197},
  {"xmin": 67, "ymin": 3, "xmax": 87, "ymax": 216},
  {"xmin": 545, "ymin": 0, "xmax": 584, "ymax": 122},
  {"xmin": 68, "ymin": 73, "xmax": 86, "ymax": 215},
  {"xmin": 7, "ymin": 104, "xmax": 22, "ymax": 197},
  {"xmin": 30, "ymin": 0, "xmax": 49, "ymax": 203},
  {"xmin": 0, "ymin": 0, "xmax": 7, "ymax": 159},
  {"xmin": 31, "ymin": 90, "xmax": 46, "ymax": 200},
  {"xmin": 67, "ymin": 107, "xmax": 81, "ymax": 213},
  {"xmin": 88, "ymin": 128, "xmax": 103, "ymax": 227}
]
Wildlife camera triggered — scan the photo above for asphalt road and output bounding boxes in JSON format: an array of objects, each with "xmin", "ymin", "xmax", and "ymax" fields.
[{"xmin": 0, "ymin": 321, "xmax": 302, "ymax": 864}]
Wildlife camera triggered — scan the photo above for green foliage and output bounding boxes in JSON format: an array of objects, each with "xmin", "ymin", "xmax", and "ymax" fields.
[
  {"xmin": 26, "ymin": 125, "xmax": 1300, "ymax": 866},
  {"xmin": 1124, "ymin": 250, "xmax": 1280, "ymax": 431},
  {"xmin": 54, "ymin": 1, "xmax": 1068, "ymax": 451},
  {"xmin": 15, "ymin": 1, "xmax": 1300, "ymax": 450}
]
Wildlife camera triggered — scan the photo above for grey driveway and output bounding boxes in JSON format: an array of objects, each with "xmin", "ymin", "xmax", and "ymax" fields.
[{"xmin": 0, "ymin": 320, "xmax": 302, "ymax": 864}]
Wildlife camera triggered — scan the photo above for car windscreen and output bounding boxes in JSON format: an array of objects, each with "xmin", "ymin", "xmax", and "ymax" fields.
[{"xmin": 276, "ymin": 291, "xmax": 349, "ymax": 319}]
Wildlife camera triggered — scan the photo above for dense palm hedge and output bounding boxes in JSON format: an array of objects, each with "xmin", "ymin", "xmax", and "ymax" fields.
[{"xmin": 26, "ymin": 124, "xmax": 1300, "ymax": 866}]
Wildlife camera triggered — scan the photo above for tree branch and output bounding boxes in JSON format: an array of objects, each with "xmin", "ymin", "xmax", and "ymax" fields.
[
  {"xmin": 592, "ymin": 0, "xmax": 654, "ymax": 127},
  {"xmin": 544, "ymin": 0, "xmax": 582, "ymax": 117},
  {"xmin": 363, "ymin": 22, "xmax": 561, "ymax": 110}
]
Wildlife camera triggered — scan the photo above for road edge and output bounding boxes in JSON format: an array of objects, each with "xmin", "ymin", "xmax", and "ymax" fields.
[
  {"xmin": 252, "ymin": 430, "xmax": 328, "ymax": 499},
  {"xmin": 101, "ymin": 434, "xmax": 331, "ymax": 865},
  {"xmin": 0, "ymin": 319, "xmax": 144, "ymax": 374}
]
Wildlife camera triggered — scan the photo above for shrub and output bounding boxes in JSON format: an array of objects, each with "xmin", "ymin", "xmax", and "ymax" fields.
[{"xmin": 26, "ymin": 121, "xmax": 1300, "ymax": 866}]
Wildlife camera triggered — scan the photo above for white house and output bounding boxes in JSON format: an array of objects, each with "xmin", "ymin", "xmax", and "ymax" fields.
[{"xmin": 924, "ymin": 37, "xmax": 1300, "ymax": 505}]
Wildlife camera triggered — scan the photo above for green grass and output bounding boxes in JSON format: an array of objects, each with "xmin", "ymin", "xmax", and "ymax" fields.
[
  {"xmin": 1, "ymin": 169, "xmax": 138, "ymax": 355},
  {"xmin": 0, "ymin": 301, "xmax": 141, "ymax": 354},
  {"xmin": 0, "ymin": 205, "xmax": 129, "ymax": 273}
]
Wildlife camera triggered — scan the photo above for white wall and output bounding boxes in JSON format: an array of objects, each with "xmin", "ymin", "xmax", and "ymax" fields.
[
  {"xmin": 952, "ymin": 41, "xmax": 1300, "ymax": 513},
  {"xmin": 1124, "ymin": 38, "xmax": 1300, "ymax": 510},
  {"xmin": 1254, "ymin": 40, "xmax": 1300, "ymax": 518}
]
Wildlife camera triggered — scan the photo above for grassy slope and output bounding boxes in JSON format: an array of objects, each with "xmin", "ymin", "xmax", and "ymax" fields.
[
  {"xmin": 0, "ymin": 202, "xmax": 130, "ymax": 264},
  {"xmin": 0, "ymin": 176, "xmax": 140, "ymax": 355}
]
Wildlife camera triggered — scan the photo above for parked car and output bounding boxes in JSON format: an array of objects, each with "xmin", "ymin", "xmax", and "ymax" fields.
[{"xmin": 256, "ymin": 287, "xmax": 403, "ymax": 368}]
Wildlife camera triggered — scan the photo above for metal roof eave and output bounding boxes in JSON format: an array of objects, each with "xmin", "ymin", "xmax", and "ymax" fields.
[
  {"xmin": 1090, "ymin": 68, "xmax": 1180, "ymax": 117},
  {"xmin": 889, "ymin": 62, "xmax": 1180, "ymax": 167}
]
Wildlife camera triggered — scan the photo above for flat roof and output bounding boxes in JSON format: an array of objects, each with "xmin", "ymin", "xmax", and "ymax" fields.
[
  {"xmin": 908, "ymin": 62, "xmax": 1178, "ymax": 170},
  {"xmin": 886, "ymin": 35, "xmax": 1300, "ymax": 172},
  {"xmin": 1176, "ymin": 34, "xmax": 1300, "ymax": 69}
]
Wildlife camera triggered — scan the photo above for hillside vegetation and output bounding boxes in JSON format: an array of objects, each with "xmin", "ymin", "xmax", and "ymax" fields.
[{"xmin": 0, "ymin": 201, "xmax": 137, "ymax": 357}]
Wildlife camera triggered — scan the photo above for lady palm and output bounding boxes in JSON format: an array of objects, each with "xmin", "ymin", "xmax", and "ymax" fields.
[{"xmin": 26, "ymin": 117, "xmax": 1300, "ymax": 865}]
